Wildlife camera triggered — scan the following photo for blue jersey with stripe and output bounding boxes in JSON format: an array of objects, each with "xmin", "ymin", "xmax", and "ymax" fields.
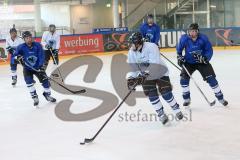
[
  {"xmin": 140, "ymin": 23, "xmax": 160, "ymax": 45},
  {"xmin": 15, "ymin": 42, "xmax": 45, "ymax": 70},
  {"xmin": 176, "ymin": 33, "xmax": 213, "ymax": 64}
]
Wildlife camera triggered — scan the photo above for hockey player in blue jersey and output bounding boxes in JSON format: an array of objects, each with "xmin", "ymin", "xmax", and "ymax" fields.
[
  {"xmin": 140, "ymin": 14, "xmax": 160, "ymax": 45},
  {"xmin": 14, "ymin": 31, "xmax": 56, "ymax": 106},
  {"xmin": 177, "ymin": 23, "xmax": 228, "ymax": 106}
]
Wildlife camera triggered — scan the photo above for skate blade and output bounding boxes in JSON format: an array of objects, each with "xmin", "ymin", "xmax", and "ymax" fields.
[{"xmin": 163, "ymin": 121, "xmax": 171, "ymax": 127}]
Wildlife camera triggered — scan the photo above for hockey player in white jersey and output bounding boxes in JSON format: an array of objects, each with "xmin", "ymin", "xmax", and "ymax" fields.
[
  {"xmin": 127, "ymin": 32, "xmax": 183, "ymax": 125},
  {"xmin": 41, "ymin": 24, "xmax": 60, "ymax": 70},
  {"xmin": 6, "ymin": 28, "xmax": 24, "ymax": 86}
]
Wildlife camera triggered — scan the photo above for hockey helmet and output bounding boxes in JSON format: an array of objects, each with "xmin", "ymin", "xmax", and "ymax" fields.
[
  {"xmin": 129, "ymin": 32, "xmax": 143, "ymax": 46},
  {"xmin": 188, "ymin": 23, "xmax": 199, "ymax": 31},
  {"xmin": 22, "ymin": 31, "xmax": 32, "ymax": 39},
  {"xmin": 9, "ymin": 28, "xmax": 17, "ymax": 33}
]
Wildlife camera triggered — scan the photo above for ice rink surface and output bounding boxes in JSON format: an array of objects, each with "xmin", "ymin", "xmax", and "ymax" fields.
[{"xmin": 0, "ymin": 50, "xmax": 240, "ymax": 160}]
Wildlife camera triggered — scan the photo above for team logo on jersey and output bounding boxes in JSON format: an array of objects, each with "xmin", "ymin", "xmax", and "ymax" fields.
[
  {"xmin": 27, "ymin": 55, "xmax": 38, "ymax": 66},
  {"xmin": 146, "ymin": 33, "xmax": 154, "ymax": 42},
  {"xmin": 190, "ymin": 50, "xmax": 202, "ymax": 55},
  {"xmin": 48, "ymin": 40, "xmax": 56, "ymax": 48}
]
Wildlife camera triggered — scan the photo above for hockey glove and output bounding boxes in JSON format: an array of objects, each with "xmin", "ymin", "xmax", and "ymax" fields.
[
  {"xmin": 136, "ymin": 72, "xmax": 149, "ymax": 85},
  {"xmin": 177, "ymin": 55, "xmax": 185, "ymax": 67},
  {"xmin": 193, "ymin": 53, "xmax": 208, "ymax": 64},
  {"xmin": 45, "ymin": 44, "xmax": 52, "ymax": 50},
  {"xmin": 127, "ymin": 72, "xmax": 149, "ymax": 90},
  {"xmin": 52, "ymin": 49, "xmax": 58, "ymax": 55},
  {"xmin": 127, "ymin": 77, "xmax": 137, "ymax": 91},
  {"xmin": 6, "ymin": 46, "xmax": 15, "ymax": 55},
  {"xmin": 14, "ymin": 55, "xmax": 23, "ymax": 64}
]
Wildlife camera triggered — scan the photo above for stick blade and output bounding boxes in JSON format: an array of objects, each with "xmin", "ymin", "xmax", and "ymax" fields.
[
  {"xmin": 80, "ymin": 138, "xmax": 94, "ymax": 145},
  {"xmin": 210, "ymin": 100, "xmax": 216, "ymax": 106},
  {"xmin": 74, "ymin": 89, "xmax": 86, "ymax": 94},
  {"xmin": 52, "ymin": 73, "xmax": 60, "ymax": 78}
]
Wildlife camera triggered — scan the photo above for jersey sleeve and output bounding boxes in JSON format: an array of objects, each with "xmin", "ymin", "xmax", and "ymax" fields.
[
  {"xmin": 127, "ymin": 50, "xmax": 139, "ymax": 79},
  {"xmin": 41, "ymin": 32, "xmax": 48, "ymax": 49},
  {"xmin": 14, "ymin": 44, "xmax": 23, "ymax": 57},
  {"xmin": 145, "ymin": 43, "xmax": 169, "ymax": 78},
  {"xmin": 5, "ymin": 38, "xmax": 11, "ymax": 49},
  {"xmin": 176, "ymin": 35, "xmax": 186, "ymax": 56},
  {"xmin": 154, "ymin": 25, "xmax": 160, "ymax": 45},
  {"xmin": 37, "ymin": 43, "xmax": 45, "ymax": 67},
  {"xmin": 202, "ymin": 36, "xmax": 213, "ymax": 61},
  {"xmin": 147, "ymin": 43, "xmax": 161, "ymax": 64},
  {"xmin": 140, "ymin": 24, "xmax": 146, "ymax": 37},
  {"xmin": 55, "ymin": 33, "xmax": 60, "ymax": 50}
]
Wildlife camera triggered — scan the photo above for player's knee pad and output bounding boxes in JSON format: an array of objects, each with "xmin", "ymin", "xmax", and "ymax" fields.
[
  {"xmin": 42, "ymin": 79, "xmax": 50, "ymax": 89},
  {"xmin": 142, "ymin": 80, "xmax": 158, "ymax": 97},
  {"xmin": 157, "ymin": 77, "xmax": 172, "ymax": 94},
  {"xmin": 24, "ymin": 76, "xmax": 34, "ymax": 85},
  {"xmin": 180, "ymin": 77, "xmax": 190, "ymax": 86},
  {"xmin": 144, "ymin": 87, "xmax": 158, "ymax": 97},
  {"xmin": 10, "ymin": 63, "xmax": 17, "ymax": 71},
  {"xmin": 161, "ymin": 91, "xmax": 173, "ymax": 102},
  {"xmin": 159, "ymin": 86, "xmax": 172, "ymax": 95},
  {"xmin": 206, "ymin": 76, "xmax": 218, "ymax": 87},
  {"xmin": 180, "ymin": 72, "xmax": 190, "ymax": 80}
]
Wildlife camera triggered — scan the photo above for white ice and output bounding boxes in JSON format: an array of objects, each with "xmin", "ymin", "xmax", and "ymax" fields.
[{"xmin": 0, "ymin": 50, "xmax": 240, "ymax": 160}]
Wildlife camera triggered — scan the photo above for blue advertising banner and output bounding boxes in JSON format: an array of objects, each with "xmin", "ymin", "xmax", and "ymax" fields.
[{"xmin": 93, "ymin": 27, "xmax": 128, "ymax": 34}]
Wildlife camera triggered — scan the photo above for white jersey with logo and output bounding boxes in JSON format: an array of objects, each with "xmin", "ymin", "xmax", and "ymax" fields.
[
  {"xmin": 41, "ymin": 31, "xmax": 60, "ymax": 50},
  {"xmin": 6, "ymin": 36, "xmax": 24, "ymax": 50},
  {"xmin": 127, "ymin": 42, "xmax": 169, "ymax": 80}
]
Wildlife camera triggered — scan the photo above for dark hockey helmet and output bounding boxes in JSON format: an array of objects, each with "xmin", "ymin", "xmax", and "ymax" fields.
[
  {"xmin": 129, "ymin": 32, "xmax": 143, "ymax": 46},
  {"xmin": 22, "ymin": 31, "xmax": 32, "ymax": 39},
  {"xmin": 147, "ymin": 14, "xmax": 154, "ymax": 19},
  {"xmin": 49, "ymin": 24, "xmax": 56, "ymax": 32},
  {"xmin": 9, "ymin": 28, "xmax": 17, "ymax": 33},
  {"xmin": 49, "ymin": 24, "xmax": 56, "ymax": 28},
  {"xmin": 188, "ymin": 23, "xmax": 199, "ymax": 31}
]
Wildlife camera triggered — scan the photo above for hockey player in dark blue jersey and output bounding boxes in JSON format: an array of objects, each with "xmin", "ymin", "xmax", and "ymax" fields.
[
  {"xmin": 14, "ymin": 31, "xmax": 56, "ymax": 106},
  {"xmin": 177, "ymin": 23, "xmax": 228, "ymax": 107},
  {"xmin": 140, "ymin": 14, "xmax": 160, "ymax": 45}
]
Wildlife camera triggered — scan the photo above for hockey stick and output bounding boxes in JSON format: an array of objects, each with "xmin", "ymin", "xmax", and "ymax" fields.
[
  {"xmin": 0, "ymin": 58, "xmax": 7, "ymax": 62},
  {"xmin": 80, "ymin": 64, "xmax": 149, "ymax": 145},
  {"xmin": 49, "ymin": 48, "xmax": 64, "ymax": 83},
  {"xmin": 80, "ymin": 81, "xmax": 139, "ymax": 145},
  {"xmin": 182, "ymin": 64, "xmax": 216, "ymax": 106},
  {"xmin": 160, "ymin": 52, "xmax": 216, "ymax": 106},
  {"xmin": 228, "ymin": 40, "xmax": 240, "ymax": 46},
  {"xmin": 160, "ymin": 52, "xmax": 181, "ymax": 71},
  {"xmin": 23, "ymin": 61, "xmax": 86, "ymax": 94}
]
